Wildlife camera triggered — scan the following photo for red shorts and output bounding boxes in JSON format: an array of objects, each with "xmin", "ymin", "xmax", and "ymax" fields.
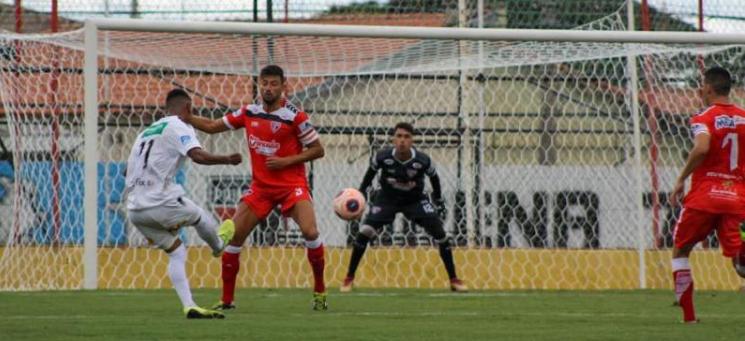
[
  {"xmin": 241, "ymin": 184, "xmax": 312, "ymax": 220},
  {"xmin": 673, "ymin": 207, "xmax": 745, "ymax": 258}
]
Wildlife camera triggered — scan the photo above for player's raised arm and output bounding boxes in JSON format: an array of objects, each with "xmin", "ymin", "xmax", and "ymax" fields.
[
  {"xmin": 187, "ymin": 114, "xmax": 231, "ymax": 134},
  {"xmin": 187, "ymin": 148, "xmax": 242, "ymax": 166},
  {"xmin": 173, "ymin": 108, "xmax": 239, "ymax": 165}
]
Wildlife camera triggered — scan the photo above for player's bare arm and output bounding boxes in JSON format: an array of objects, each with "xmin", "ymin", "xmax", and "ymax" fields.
[
  {"xmin": 187, "ymin": 147, "xmax": 242, "ymax": 165},
  {"xmin": 266, "ymin": 139, "xmax": 325, "ymax": 170},
  {"xmin": 669, "ymin": 133, "xmax": 711, "ymax": 206},
  {"xmin": 187, "ymin": 114, "xmax": 230, "ymax": 134}
]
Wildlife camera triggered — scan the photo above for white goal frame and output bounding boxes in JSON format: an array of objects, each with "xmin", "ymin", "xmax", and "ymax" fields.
[{"xmin": 81, "ymin": 18, "xmax": 745, "ymax": 289}]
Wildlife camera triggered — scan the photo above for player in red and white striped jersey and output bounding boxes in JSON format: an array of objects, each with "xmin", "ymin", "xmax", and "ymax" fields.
[
  {"xmin": 669, "ymin": 66, "xmax": 745, "ymax": 323},
  {"xmin": 187, "ymin": 65, "xmax": 328, "ymax": 311}
]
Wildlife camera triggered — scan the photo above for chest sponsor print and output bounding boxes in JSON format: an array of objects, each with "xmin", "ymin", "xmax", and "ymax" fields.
[{"xmin": 248, "ymin": 135, "xmax": 280, "ymax": 156}]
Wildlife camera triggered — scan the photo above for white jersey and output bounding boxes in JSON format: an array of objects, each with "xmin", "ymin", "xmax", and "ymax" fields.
[{"xmin": 125, "ymin": 116, "xmax": 201, "ymax": 210}]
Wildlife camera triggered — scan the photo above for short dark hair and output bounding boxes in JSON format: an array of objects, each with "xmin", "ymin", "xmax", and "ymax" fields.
[
  {"xmin": 165, "ymin": 88, "xmax": 190, "ymax": 108},
  {"xmin": 704, "ymin": 66, "xmax": 732, "ymax": 96},
  {"xmin": 394, "ymin": 122, "xmax": 415, "ymax": 135},
  {"xmin": 260, "ymin": 64, "xmax": 285, "ymax": 81}
]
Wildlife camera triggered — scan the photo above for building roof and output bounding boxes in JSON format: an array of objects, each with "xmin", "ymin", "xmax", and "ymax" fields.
[{"xmin": 0, "ymin": 10, "xmax": 452, "ymax": 119}]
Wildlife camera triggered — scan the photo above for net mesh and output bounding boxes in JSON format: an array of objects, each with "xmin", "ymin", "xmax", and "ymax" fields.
[{"xmin": 1, "ymin": 6, "xmax": 745, "ymax": 291}]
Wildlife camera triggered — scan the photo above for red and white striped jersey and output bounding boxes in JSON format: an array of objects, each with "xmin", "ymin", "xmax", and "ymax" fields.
[{"xmin": 223, "ymin": 99, "xmax": 318, "ymax": 188}]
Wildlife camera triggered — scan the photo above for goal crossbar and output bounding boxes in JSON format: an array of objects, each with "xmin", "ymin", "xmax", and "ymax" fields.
[{"xmin": 89, "ymin": 18, "xmax": 745, "ymax": 45}]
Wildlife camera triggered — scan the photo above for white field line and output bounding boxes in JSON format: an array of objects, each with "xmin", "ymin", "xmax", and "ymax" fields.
[
  {"xmin": 6, "ymin": 291, "xmax": 538, "ymax": 298},
  {"xmin": 9, "ymin": 311, "xmax": 745, "ymax": 320},
  {"xmin": 290, "ymin": 311, "xmax": 745, "ymax": 319}
]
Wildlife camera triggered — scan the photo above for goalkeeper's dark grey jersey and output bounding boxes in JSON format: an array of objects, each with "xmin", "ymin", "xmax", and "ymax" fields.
[{"xmin": 370, "ymin": 147, "xmax": 436, "ymax": 200}]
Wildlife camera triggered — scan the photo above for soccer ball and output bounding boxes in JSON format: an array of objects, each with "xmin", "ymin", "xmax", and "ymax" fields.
[{"xmin": 333, "ymin": 188, "xmax": 366, "ymax": 221}]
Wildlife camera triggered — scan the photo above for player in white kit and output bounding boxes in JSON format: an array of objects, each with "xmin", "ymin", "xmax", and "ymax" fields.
[{"xmin": 125, "ymin": 89, "xmax": 242, "ymax": 319}]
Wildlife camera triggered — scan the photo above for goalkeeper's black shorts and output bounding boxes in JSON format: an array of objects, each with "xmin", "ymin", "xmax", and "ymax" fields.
[{"xmin": 363, "ymin": 194, "xmax": 438, "ymax": 227}]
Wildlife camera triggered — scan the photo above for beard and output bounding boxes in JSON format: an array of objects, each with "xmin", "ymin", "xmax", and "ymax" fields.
[{"xmin": 262, "ymin": 92, "xmax": 278, "ymax": 105}]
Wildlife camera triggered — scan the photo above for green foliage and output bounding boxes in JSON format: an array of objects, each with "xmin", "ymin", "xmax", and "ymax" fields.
[
  {"xmin": 326, "ymin": 0, "xmax": 697, "ymax": 32},
  {"xmin": 328, "ymin": 0, "xmax": 446, "ymax": 14},
  {"xmin": 328, "ymin": 1, "xmax": 387, "ymax": 14},
  {"xmin": 505, "ymin": 0, "xmax": 624, "ymax": 29},
  {"xmin": 505, "ymin": 0, "xmax": 696, "ymax": 31}
]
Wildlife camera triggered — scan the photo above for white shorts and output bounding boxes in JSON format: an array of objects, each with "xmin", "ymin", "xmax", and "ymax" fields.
[{"xmin": 128, "ymin": 197, "xmax": 202, "ymax": 249}]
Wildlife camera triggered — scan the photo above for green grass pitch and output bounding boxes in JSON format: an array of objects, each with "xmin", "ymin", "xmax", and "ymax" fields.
[{"xmin": 1, "ymin": 289, "xmax": 743, "ymax": 340}]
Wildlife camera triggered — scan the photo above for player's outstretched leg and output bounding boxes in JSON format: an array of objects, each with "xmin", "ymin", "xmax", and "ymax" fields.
[
  {"xmin": 342, "ymin": 225, "xmax": 376, "ymax": 293},
  {"xmin": 185, "ymin": 199, "xmax": 235, "ymax": 257},
  {"xmin": 214, "ymin": 203, "xmax": 260, "ymax": 310},
  {"xmin": 672, "ymin": 255, "xmax": 696, "ymax": 323},
  {"xmin": 215, "ymin": 220, "xmax": 236, "ymax": 256},
  {"xmin": 289, "ymin": 200, "xmax": 327, "ymax": 310}
]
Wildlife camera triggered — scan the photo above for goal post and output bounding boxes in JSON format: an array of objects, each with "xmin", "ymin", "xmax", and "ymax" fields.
[
  {"xmin": 83, "ymin": 21, "xmax": 98, "ymax": 290},
  {"xmin": 625, "ymin": 0, "xmax": 646, "ymax": 290},
  {"xmin": 3, "ymin": 15, "xmax": 745, "ymax": 291}
]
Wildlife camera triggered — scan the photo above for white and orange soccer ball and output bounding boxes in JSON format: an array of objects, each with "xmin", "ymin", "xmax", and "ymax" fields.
[{"xmin": 333, "ymin": 188, "xmax": 366, "ymax": 221}]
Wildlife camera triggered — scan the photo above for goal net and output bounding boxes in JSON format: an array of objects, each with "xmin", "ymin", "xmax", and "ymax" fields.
[{"xmin": 2, "ymin": 13, "xmax": 745, "ymax": 291}]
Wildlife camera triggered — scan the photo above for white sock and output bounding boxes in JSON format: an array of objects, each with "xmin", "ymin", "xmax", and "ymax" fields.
[
  {"xmin": 305, "ymin": 237, "xmax": 323, "ymax": 249},
  {"xmin": 225, "ymin": 245, "xmax": 243, "ymax": 254},
  {"xmin": 193, "ymin": 210, "xmax": 223, "ymax": 253},
  {"xmin": 167, "ymin": 244, "xmax": 196, "ymax": 308},
  {"xmin": 672, "ymin": 257, "xmax": 690, "ymax": 272}
]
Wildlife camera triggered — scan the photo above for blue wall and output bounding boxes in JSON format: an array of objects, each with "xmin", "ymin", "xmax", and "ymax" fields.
[{"xmin": 12, "ymin": 161, "xmax": 184, "ymax": 246}]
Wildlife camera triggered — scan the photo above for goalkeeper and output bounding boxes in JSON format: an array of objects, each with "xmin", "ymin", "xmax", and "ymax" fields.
[{"xmin": 341, "ymin": 122, "xmax": 467, "ymax": 292}]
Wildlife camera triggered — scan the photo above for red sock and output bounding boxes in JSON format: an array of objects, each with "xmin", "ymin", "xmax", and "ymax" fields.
[
  {"xmin": 306, "ymin": 244, "xmax": 326, "ymax": 293},
  {"xmin": 221, "ymin": 251, "xmax": 240, "ymax": 304},
  {"xmin": 674, "ymin": 269, "xmax": 696, "ymax": 322}
]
